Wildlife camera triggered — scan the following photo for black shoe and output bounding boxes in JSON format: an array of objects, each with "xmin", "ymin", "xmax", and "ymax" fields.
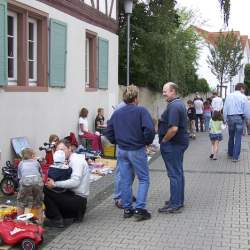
[
  {"xmin": 115, "ymin": 200, "xmax": 123, "ymax": 209},
  {"xmin": 44, "ymin": 218, "xmax": 65, "ymax": 228},
  {"xmin": 123, "ymin": 209, "xmax": 134, "ymax": 218},
  {"xmin": 134, "ymin": 208, "xmax": 151, "ymax": 221},
  {"xmin": 158, "ymin": 206, "xmax": 183, "ymax": 214},
  {"xmin": 165, "ymin": 200, "xmax": 184, "ymax": 208},
  {"xmin": 209, "ymin": 154, "xmax": 214, "ymax": 159}
]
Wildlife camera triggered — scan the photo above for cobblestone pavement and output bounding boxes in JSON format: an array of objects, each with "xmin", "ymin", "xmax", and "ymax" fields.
[{"xmin": 44, "ymin": 132, "xmax": 250, "ymax": 250}]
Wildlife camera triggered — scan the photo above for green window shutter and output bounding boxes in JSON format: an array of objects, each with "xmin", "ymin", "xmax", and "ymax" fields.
[
  {"xmin": 98, "ymin": 38, "xmax": 109, "ymax": 89},
  {"xmin": 49, "ymin": 19, "xmax": 67, "ymax": 87},
  {"xmin": 0, "ymin": 0, "xmax": 7, "ymax": 86}
]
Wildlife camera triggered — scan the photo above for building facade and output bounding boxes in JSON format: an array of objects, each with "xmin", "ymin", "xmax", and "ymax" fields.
[{"xmin": 0, "ymin": 0, "xmax": 119, "ymax": 163}]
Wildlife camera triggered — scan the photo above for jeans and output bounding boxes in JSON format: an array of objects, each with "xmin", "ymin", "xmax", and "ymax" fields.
[
  {"xmin": 203, "ymin": 112, "xmax": 211, "ymax": 132},
  {"xmin": 118, "ymin": 147, "xmax": 149, "ymax": 209},
  {"xmin": 195, "ymin": 114, "xmax": 204, "ymax": 132},
  {"xmin": 160, "ymin": 142, "xmax": 188, "ymax": 208},
  {"xmin": 114, "ymin": 146, "xmax": 122, "ymax": 200},
  {"xmin": 227, "ymin": 115, "xmax": 244, "ymax": 160}
]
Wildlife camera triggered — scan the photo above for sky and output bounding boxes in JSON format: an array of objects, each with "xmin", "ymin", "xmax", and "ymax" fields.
[{"xmin": 176, "ymin": 0, "xmax": 250, "ymax": 36}]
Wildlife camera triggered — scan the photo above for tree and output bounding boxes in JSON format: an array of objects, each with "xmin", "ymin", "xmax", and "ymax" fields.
[
  {"xmin": 118, "ymin": 1, "xmax": 201, "ymax": 95},
  {"xmin": 219, "ymin": 0, "xmax": 230, "ymax": 25},
  {"xmin": 207, "ymin": 31, "xmax": 243, "ymax": 96},
  {"xmin": 244, "ymin": 64, "xmax": 250, "ymax": 95}
]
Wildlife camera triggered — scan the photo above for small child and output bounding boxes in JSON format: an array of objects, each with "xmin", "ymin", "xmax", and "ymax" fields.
[
  {"xmin": 209, "ymin": 111, "xmax": 224, "ymax": 160},
  {"xmin": 45, "ymin": 134, "xmax": 60, "ymax": 165},
  {"xmin": 48, "ymin": 150, "xmax": 72, "ymax": 193},
  {"xmin": 187, "ymin": 100, "xmax": 196, "ymax": 139},
  {"xmin": 17, "ymin": 148, "xmax": 44, "ymax": 224}
]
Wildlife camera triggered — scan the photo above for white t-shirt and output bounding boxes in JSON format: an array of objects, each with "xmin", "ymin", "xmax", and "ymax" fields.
[
  {"xmin": 79, "ymin": 117, "xmax": 88, "ymax": 136},
  {"xmin": 194, "ymin": 99, "xmax": 204, "ymax": 114},
  {"xmin": 212, "ymin": 96, "xmax": 223, "ymax": 111}
]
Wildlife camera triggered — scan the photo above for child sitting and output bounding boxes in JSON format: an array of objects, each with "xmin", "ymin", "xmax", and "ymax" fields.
[
  {"xmin": 17, "ymin": 148, "xmax": 44, "ymax": 224},
  {"xmin": 48, "ymin": 150, "xmax": 72, "ymax": 193},
  {"xmin": 209, "ymin": 111, "xmax": 224, "ymax": 160}
]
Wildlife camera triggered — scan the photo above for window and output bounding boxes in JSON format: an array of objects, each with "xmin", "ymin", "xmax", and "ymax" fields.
[
  {"xmin": 7, "ymin": 11, "xmax": 17, "ymax": 83},
  {"xmin": 28, "ymin": 18, "xmax": 37, "ymax": 84},
  {"xmin": 4, "ymin": 2, "xmax": 48, "ymax": 91},
  {"xmin": 85, "ymin": 30, "xmax": 97, "ymax": 89},
  {"xmin": 85, "ymin": 38, "xmax": 90, "ymax": 87}
]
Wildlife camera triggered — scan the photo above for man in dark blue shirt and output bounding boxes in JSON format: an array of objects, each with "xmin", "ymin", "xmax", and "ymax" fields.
[
  {"xmin": 158, "ymin": 82, "xmax": 189, "ymax": 214},
  {"xmin": 105, "ymin": 85, "xmax": 155, "ymax": 221}
]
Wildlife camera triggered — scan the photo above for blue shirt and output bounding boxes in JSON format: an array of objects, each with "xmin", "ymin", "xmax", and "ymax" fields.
[
  {"xmin": 105, "ymin": 104, "xmax": 155, "ymax": 150},
  {"xmin": 223, "ymin": 91, "xmax": 248, "ymax": 121},
  {"xmin": 158, "ymin": 98, "xmax": 189, "ymax": 145}
]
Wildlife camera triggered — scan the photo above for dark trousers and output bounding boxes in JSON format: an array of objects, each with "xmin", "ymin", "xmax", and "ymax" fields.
[
  {"xmin": 195, "ymin": 114, "xmax": 204, "ymax": 132},
  {"xmin": 160, "ymin": 142, "xmax": 188, "ymax": 208},
  {"xmin": 44, "ymin": 187, "xmax": 87, "ymax": 220}
]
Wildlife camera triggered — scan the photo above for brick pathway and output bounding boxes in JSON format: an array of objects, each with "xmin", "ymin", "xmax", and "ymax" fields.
[{"xmin": 44, "ymin": 132, "xmax": 250, "ymax": 250}]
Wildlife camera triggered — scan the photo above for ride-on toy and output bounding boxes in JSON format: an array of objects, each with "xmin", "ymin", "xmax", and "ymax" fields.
[{"xmin": 0, "ymin": 217, "xmax": 44, "ymax": 250}]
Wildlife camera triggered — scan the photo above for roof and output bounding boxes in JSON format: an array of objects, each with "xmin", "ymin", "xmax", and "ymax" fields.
[{"xmin": 193, "ymin": 26, "xmax": 249, "ymax": 48}]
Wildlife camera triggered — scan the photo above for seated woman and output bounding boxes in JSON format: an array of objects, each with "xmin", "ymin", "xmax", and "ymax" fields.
[
  {"xmin": 78, "ymin": 107, "xmax": 102, "ymax": 151},
  {"xmin": 44, "ymin": 139, "xmax": 90, "ymax": 228},
  {"xmin": 95, "ymin": 108, "xmax": 106, "ymax": 134}
]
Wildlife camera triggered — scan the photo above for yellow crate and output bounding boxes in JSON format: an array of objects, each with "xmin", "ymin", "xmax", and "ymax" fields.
[{"xmin": 103, "ymin": 145, "xmax": 116, "ymax": 158}]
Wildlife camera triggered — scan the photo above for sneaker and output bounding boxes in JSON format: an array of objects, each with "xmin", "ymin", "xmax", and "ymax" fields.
[
  {"xmin": 209, "ymin": 154, "xmax": 214, "ymax": 159},
  {"xmin": 44, "ymin": 218, "xmax": 64, "ymax": 228},
  {"xmin": 115, "ymin": 200, "xmax": 123, "ymax": 209},
  {"xmin": 158, "ymin": 206, "xmax": 183, "ymax": 214},
  {"xmin": 134, "ymin": 208, "xmax": 151, "ymax": 221},
  {"xmin": 123, "ymin": 209, "xmax": 134, "ymax": 218}
]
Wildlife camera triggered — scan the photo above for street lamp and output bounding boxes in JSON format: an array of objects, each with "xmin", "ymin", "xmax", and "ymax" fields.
[{"xmin": 124, "ymin": 0, "xmax": 133, "ymax": 86}]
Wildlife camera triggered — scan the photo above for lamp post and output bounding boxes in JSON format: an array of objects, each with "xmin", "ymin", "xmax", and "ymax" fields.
[{"xmin": 124, "ymin": 0, "xmax": 133, "ymax": 86}]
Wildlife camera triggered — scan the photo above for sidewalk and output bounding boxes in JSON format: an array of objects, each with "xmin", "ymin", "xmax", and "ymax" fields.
[{"xmin": 43, "ymin": 132, "xmax": 250, "ymax": 250}]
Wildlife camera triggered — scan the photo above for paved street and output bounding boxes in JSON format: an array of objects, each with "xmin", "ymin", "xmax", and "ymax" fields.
[{"xmin": 44, "ymin": 132, "xmax": 250, "ymax": 250}]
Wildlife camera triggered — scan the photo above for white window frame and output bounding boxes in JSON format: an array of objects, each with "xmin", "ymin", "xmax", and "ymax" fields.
[
  {"xmin": 7, "ymin": 11, "xmax": 17, "ymax": 84},
  {"xmin": 28, "ymin": 17, "xmax": 37, "ymax": 85},
  {"xmin": 85, "ymin": 38, "xmax": 90, "ymax": 87}
]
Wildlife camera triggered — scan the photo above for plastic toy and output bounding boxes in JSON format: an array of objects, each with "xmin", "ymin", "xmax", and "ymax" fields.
[{"xmin": 0, "ymin": 218, "xmax": 44, "ymax": 250}]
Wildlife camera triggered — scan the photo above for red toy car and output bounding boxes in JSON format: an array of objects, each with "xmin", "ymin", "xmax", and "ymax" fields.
[{"xmin": 0, "ymin": 219, "xmax": 44, "ymax": 250}]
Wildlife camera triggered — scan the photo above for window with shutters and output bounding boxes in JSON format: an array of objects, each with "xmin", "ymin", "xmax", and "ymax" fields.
[
  {"xmin": 3, "ymin": 1, "xmax": 48, "ymax": 91},
  {"xmin": 28, "ymin": 18, "xmax": 37, "ymax": 85},
  {"xmin": 85, "ymin": 30, "xmax": 97, "ymax": 90}
]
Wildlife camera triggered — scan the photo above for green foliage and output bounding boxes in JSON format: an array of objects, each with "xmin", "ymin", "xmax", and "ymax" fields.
[
  {"xmin": 244, "ymin": 64, "xmax": 250, "ymax": 95},
  {"xmin": 219, "ymin": 0, "xmax": 231, "ymax": 25},
  {"xmin": 119, "ymin": 0, "xmax": 202, "ymax": 95},
  {"xmin": 207, "ymin": 31, "xmax": 244, "ymax": 91}
]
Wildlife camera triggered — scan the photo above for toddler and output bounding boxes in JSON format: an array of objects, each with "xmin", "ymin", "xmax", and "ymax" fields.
[
  {"xmin": 48, "ymin": 150, "xmax": 72, "ymax": 192},
  {"xmin": 17, "ymin": 148, "xmax": 44, "ymax": 224},
  {"xmin": 209, "ymin": 111, "xmax": 224, "ymax": 160}
]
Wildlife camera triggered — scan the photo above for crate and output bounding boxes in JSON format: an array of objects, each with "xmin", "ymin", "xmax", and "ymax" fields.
[{"xmin": 103, "ymin": 144, "xmax": 116, "ymax": 158}]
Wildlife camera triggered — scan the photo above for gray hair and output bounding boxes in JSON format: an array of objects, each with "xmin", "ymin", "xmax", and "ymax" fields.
[{"xmin": 164, "ymin": 82, "xmax": 178, "ymax": 93}]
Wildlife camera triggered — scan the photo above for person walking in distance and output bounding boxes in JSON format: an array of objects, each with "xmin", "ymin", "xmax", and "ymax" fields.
[
  {"xmin": 211, "ymin": 91, "xmax": 223, "ymax": 113},
  {"xmin": 158, "ymin": 82, "xmax": 189, "ymax": 214},
  {"xmin": 223, "ymin": 83, "xmax": 249, "ymax": 162},
  {"xmin": 193, "ymin": 96, "xmax": 204, "ymax": 132},
  {"xmin": 105, "ymin": 85, "xmax": 155, "ymax": 221}
]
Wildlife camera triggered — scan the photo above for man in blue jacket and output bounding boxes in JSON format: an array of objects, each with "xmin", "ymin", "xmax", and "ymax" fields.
[{"xmin": 105, "ymin": 85, "xmax": 155, "ymax": 221}]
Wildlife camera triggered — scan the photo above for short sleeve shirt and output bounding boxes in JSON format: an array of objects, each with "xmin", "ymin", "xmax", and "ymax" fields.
[
  {"xmin": 158, "ymin": 98, "xmax": 189, "ymax": 145},
  {"xmin": 79, "ymin": 117, "xmax": 88, "ymax": 136}
]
